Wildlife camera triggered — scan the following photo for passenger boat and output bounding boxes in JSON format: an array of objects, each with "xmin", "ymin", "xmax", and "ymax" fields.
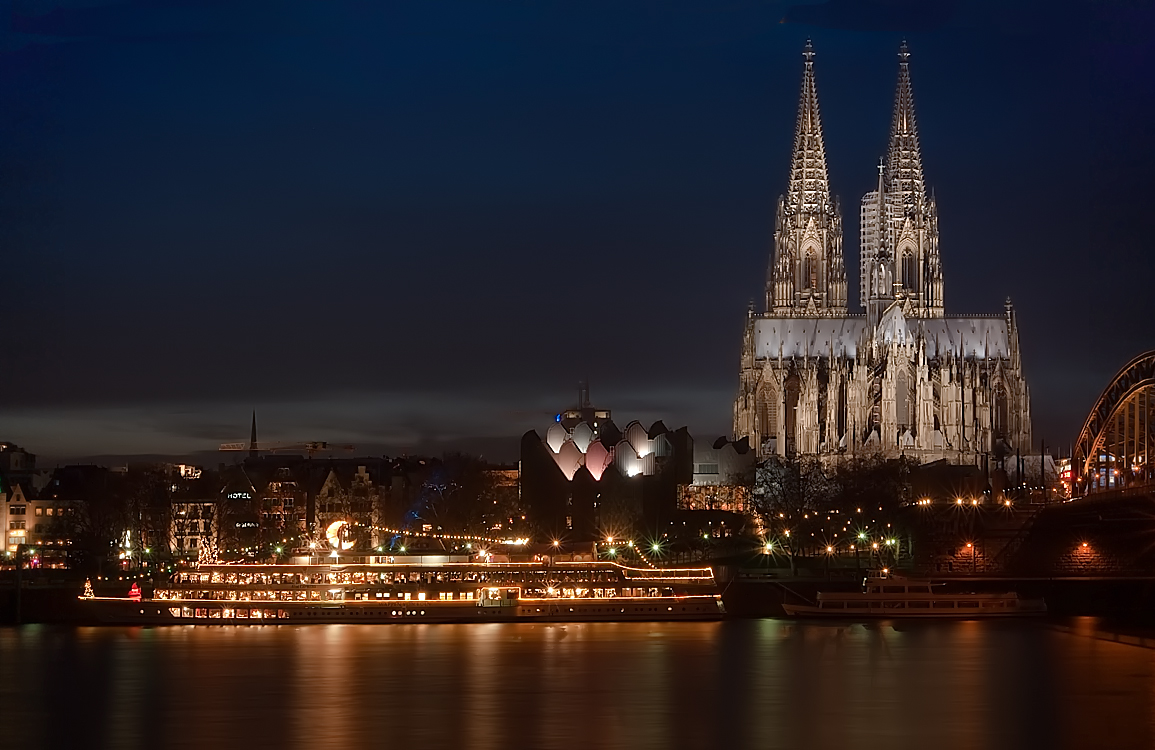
[
  {"xmin": 781, "ymin": 571, "xmax": 1046, "ymax": 618},
  {"xmin": 81, "ymin": 558, "xmax": 725, "ymax": 624}
]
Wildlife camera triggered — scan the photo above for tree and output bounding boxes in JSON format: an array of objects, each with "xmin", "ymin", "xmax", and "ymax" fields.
[
  {"xmin": 751, "ymin": 455, "xmax": 836, "ymax": 573},
  {"xmin": 831, "ymin": 455, "xmax": 915, "ymax": 518},
  {"xmin": 413, "ymin": 455, "xmax": 502, "ymax": 537}
]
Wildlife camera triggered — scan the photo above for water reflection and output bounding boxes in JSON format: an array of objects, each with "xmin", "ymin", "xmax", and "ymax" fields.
[{"xmin": 0, "ymin": 620, "xmax": 1152, "ymax": 750}]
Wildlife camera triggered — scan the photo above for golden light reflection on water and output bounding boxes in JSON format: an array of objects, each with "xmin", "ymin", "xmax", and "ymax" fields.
[{"xmin": 1, "ymin": 620, "xmax": 1154, "ymax": 750}]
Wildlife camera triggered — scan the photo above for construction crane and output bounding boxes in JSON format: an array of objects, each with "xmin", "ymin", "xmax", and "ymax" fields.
[{"xmin": 219, "ymin": 412, "xmax": 354, "ymax": 457}]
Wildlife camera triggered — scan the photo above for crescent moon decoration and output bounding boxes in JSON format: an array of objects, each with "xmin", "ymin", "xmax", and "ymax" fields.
[{"xmin": 326, "ymin": 520, "xmax": 355, "ymax": 550}]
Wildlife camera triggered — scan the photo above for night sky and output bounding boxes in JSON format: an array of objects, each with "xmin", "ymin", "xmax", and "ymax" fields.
[{"xmin": 1, "ymin": 0, "xmax": 1153, "ymax": 463}]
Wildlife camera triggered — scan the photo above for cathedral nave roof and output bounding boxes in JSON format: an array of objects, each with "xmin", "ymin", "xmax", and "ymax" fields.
[{"xmin": 752, "ymin": 314, "xmax": 1011, "ymax": 361}]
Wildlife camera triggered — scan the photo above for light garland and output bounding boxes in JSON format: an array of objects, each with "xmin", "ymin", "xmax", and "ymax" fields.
[{"xmin": 369, "ymin": 525, "xmax": 505, "ymax": 545}]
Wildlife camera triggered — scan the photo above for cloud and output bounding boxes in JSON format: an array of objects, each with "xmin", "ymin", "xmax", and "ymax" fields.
[{"xmin": 0, "ymin": 382, "xmax": 736, "ymax": 463}]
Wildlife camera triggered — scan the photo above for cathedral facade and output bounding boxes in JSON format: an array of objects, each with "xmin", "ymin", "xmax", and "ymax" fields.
[{"xmin": 734, "ymin": 42, "xmax": 1032, "ymax": 465}]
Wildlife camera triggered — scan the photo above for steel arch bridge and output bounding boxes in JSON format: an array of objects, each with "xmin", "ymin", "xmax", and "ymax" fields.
[{"xmin": 1074, "ymin": 351, "xmax": 1155, "ymax": 495}]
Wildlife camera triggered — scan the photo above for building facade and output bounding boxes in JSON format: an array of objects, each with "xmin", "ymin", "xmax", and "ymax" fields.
[
  {"xmin": 170, "ymin": 499, "xmax": 218, "ymax": 557},
  {"xmin": 677, "ymin": 437, "xmax": 755, "ymax": 514},
  {"xmin": 734, "ymin": 42, "xmax": 1032, "ymax": 465},
  {"xmin": 1, "ymin": 446, "xmax": 78, "ymax": 563}
]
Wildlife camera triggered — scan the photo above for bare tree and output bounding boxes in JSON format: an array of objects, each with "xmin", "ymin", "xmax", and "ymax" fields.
[{"xmin": 751, "ymin": 455, "xmax": 836, "ymax": 574}]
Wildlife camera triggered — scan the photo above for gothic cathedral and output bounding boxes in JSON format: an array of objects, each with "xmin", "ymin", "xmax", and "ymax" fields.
[{"xmin": 733, "ymin": 41, "xmax": 1032, "ymax": 466}]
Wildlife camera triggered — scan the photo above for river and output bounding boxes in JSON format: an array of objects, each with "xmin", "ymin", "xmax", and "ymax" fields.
[{"xmin": 1, "ymin": 619, "xmax": 1151, "ymax": 749}]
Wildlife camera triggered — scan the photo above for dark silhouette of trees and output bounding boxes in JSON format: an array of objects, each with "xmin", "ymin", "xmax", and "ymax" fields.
[{"xmin": 750, "ymin": 453, "xmax": 916, "ymax": 573}]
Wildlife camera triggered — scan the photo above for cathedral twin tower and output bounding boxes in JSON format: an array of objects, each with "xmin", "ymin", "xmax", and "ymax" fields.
[
  {"xmin": 769, "ymin": 40, "xmax": 941, "ymax": 323},
  {"xmin": 735, "ymin": 41, "xmax": 1032, "ymax": 465}
]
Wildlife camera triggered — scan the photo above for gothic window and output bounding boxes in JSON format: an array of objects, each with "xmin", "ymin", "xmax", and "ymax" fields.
[
  {"xmin": 869, "ymin": 375, "xmax": 882, "ymax": 434},
  {"xmin": 994, "ymin": 387, "xmax": 1009, "ymax": 439},
  {"xmin": 817, "ymin": 366, "xmax": 829, "ymax": 447},
  {"xmin": 801, "ymin": 250, "xmax": 818, "ymax": 291},
  {"xmin": 784, "ymin": 372, "xmax": 801, "ymax": 456},
  {"xmin": 896, "ymin": 369, "xmax": 911, "ymax": 428},
  {"xmin": 901, "ymin": 250, "xmax": 917, "ymax": 291},
  {"xmin": 837, "ymin": 378, "xmax": 848, "ymax": 443},
  {"xmin": 757, "ymin": 385, "xmax": 778, "ymax": 440}
]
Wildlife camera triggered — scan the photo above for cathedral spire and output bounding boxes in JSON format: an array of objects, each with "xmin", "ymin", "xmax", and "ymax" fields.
[
  {"xmin": 861, "ymin": 40, "xmax": 942, "ymax": 319},
  {"xmin": 885, "ymin": 41, "xmax": 924, "ymax": 200},
  {"xmin": 786, "ymin": 39, "xmax": 831, "ymax": 213},
  {"xmin": 768, "ymin": 39, "xmax": 846, "ymax": 317}
]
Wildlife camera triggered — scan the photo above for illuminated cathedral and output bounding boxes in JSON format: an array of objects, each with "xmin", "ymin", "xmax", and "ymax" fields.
[{"xmin": 733, "ymin": 41, "xmax": 1032, "ymax": 465}]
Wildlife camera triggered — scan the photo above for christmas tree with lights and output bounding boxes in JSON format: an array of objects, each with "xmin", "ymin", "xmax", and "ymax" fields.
[
  {"xmin": 197, "ymin": 536, "xmax": 218, "ymax": 566},
  {"xmin": 80, "ymin": 578, "xmax": 94, "ymax": 599}
]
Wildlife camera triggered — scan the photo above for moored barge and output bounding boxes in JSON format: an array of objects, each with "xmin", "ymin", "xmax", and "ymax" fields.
[{"xmin": 781, "ymin": 572, "xmax": 1046, "ymax": 618}]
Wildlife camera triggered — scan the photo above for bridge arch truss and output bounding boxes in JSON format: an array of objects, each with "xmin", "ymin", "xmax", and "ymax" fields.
[{"xmin": 1074, "ymin": 351, "xmax": 1155, "ymax": 495}]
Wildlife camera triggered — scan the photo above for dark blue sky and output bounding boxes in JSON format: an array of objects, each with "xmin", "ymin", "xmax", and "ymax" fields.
[{"xmin": 1, "ymin": 0, "xmax": 1152, "ymax": 461}]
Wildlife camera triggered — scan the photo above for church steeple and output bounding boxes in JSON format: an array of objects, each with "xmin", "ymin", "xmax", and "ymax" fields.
[
  {"xmin": 768, "ymin": 39, "xmax": 847, "ymax": 318},
  {"xmin": 885, "ymin": 41, "xmax": 925, "ymax": 202},
  {"xmin": 861, "ymin": 41, "xmax": 943, "ymax": 320},
  {"xmin": 786, "ymin": 39, "xmax": 831, "ymax": 213}
]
